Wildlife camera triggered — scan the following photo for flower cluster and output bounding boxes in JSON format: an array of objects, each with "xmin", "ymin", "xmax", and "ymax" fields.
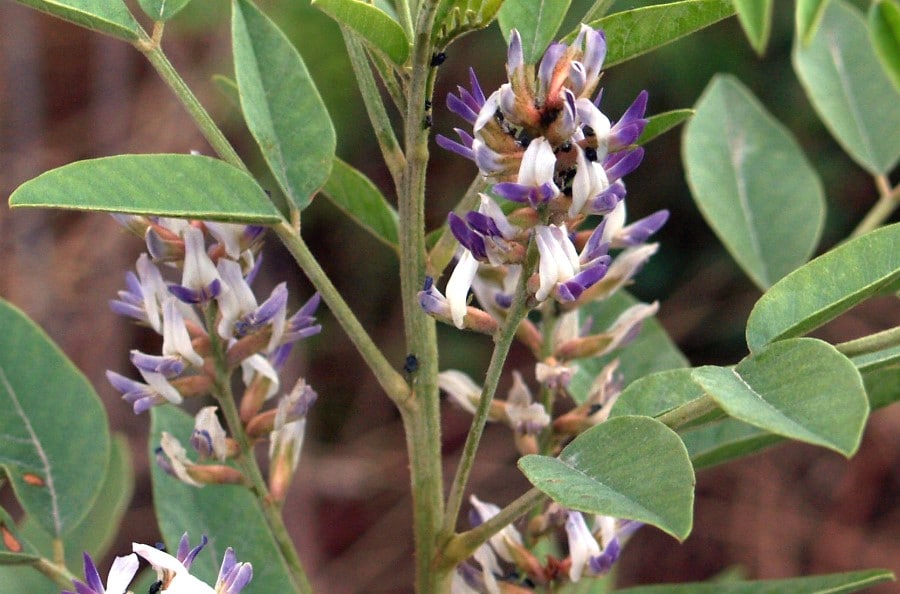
[
  {"xmin": 63, "ymin": 533, "xmax": 251, "ymax": 594},
  {"xmin": 107, "ymin": 217, "xmax": 321, "ymax": 498},
  {"xmin": 425, "ymin": 25, "xmax": 667, "ymax": 331}
]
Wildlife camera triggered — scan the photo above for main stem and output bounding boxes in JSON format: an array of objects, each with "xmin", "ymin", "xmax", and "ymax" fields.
[{"xmin": 400, "ymin": 2, "xmax": 445, "ymax": 592}]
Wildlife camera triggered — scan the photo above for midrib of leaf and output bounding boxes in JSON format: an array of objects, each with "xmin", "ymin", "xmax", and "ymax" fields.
[
  {"xmin": 826, "ymin": 29, "xmax": 878, "ymax": 167},
  {"xmin": 725, "ymin": 119, "xmax": 767, "ymax": 285},
  {"xmin": 724, "ymin": 367, "xmax": 819, "ymax": 440},
  {"xmin": 158, "ymin": 0, "xmax": 167, "ymax": 19},
  {"xmin": 0, "ymin": 367, "xmax": 62, "ymax": 536}
]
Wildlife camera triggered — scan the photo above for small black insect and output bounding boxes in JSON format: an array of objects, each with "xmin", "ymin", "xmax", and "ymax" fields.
[
  {"xmin": 584, "ymin": 147, "xmax": 598, "ymax": 162},
  {"xmin": 424, "ymin": 114, "xmax": 433, "ymax": 129},
  {"xmin": 404, "ymin": 354, "xmax": 419, "ymax": 374},
  {"xmin": 424, "ymin": 99, "xmax": 432, "ymax": 110},
  {"xmin": 430, "ymin": 51, "xmax": 447, "ymax": 67},
  {"xmin": 149, "ymin": 580, "xmax": 163, "ymax": 594}
]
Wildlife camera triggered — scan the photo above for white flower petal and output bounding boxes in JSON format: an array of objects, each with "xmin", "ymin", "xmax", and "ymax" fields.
[{"xmin": 446, "ymin": 251, "xmax": 480, "ymax": 329}]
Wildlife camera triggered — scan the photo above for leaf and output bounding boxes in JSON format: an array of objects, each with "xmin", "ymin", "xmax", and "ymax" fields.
[
  {"xmin": 311, "ymin": 0, "xmax": 410, "ymax": 65},
  {"xmin": 864, "ymin": 366, "xmax": 900, "ymax": 409},
  {"xmin": 614, "ymin": 569, "xmax": 895, "ymax": 594},
  {"xmin": 683, "ymin": 75, "xmax": 825, "ymax": 290},
  {"xmin": 610, "ymin": 369, "xmax": 708, "ymax": 421},
  {"xmin": 869, "ymin": 0, "xmax": 900, "ymax": 92},
  {"xmin": 137, "ymin": 0, "xmax": 192, "ymax": 21},
  {"xmin": 692, "ymin": 338, "xmax": 869, "ymax": 457},
  {"xmin": 732, "ymin": 0, "xmax": 772, "ymax": 54},
  {"xmin": 519, "ymin": 416, "xmax": 695, "ymax": 540},
  {"xmin": 0, "ymin": 299, "xmax": 109, "ymax": 538},
  {"xmin": 681, "ymin": 419, "xmax": 779, "ymax": 469},
  {"xmin": 746, "ymin": 223, "xmax": 900, "ymax": 351},
  {"xmin": 637, "ymin": 109, "xmax": 694, "ymax": 146},
  {"xmin": 150, "ymin": 406, "xmax": 296, "ymax": 592},
  {"xmin": 433, "ymin": 0, "xmax": 504, "ymax": 47},
  {"xmin": 9, "ymin": 154, "xmax": 282, "ymax": 224},
  {"xmin": 568, "ymin": 292, "xmax": 689, "ymax": 405},
  {"xmin": 564, "ymin": 0, "xmax": 735, "ymax": 68},
  {"xmin": 12, "ymin": 0, "xmax": 141, "ymax": 41},
  {"xmin": 796, "ymin": 0, "xmax": 830, "ymax": 46},
  {"xmin": 322, "ymin": 158, "xmax": 399, "ymax": 248},
  {"xmin": 793, "ymin": 0, "xmax": 900, "ymax": 175},
  {"xmin": 233, "ymin": 0, "xmax": 336, "ymax": 212},
  {"xmin": 497, "ymin": 0, "xmax": 572, "ymax": 64},
  {"xmin": 0, "ymin": 508, "xmax": 40, "ymax": 565}
]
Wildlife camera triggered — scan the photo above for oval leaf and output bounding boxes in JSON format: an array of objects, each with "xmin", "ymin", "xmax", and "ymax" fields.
[
  {"xmin": 796, "ymin": 0, "xmax": 830, "ymax": 46},
  {"xmin": 869, "ymin": 0, "xmax": 900, "ymax": 92},
  {"xmin": 150, "ymin": 405, "xmax": 297, "ymax": 592},
  {"xmin": 683, "ymin": 75, "xmax": 825, "ymax": 289},
  {"xmin": 497, "ymin": 0, "xmax": 571, "ymax": 65},
  {"xmin": 13, "ymin": 0, "xmax": 141, "ymax": 41},
  {"xmin": 137, "ymin": 0, "xmax": 193, "ymax": 21},
  {"xmin": 311, "ymin": 0, "xmax": 410, "ymax": 65},
  {"xmin": 519, "ymin": 416, "xmax": 695, "ymax": 540},
  {"xmin": 9, "ymin": 154, "xmax": 282, "ymax": 223},
  {"xmin": 691, "ymin": 338, "xmax": 869, "ymax": 457},
  {"xmin": 733, "ymin": 0, "xmax": 772, "ymax": 54},
  {"xmin": 615, "ymin": 569, "xmax": 895, "ymax": 594},
  {"xmin": 0, "ymin": 300, "xmax": 109, "ymax": 538},
  {"xmin": 746, "ymin": 223, "xmax": 900, "ymax": 351},
  {"xmin": 637, "ymin": 109, "xmax": 694, "ymax": 146},
  {"xmin": 433, "ymin": 0, "xmax": 504, "ymax": 45},
  {"xmin": 570, "ymin": 0, "xmax": 735, "ymax": 68},
  {"xmin": 793, "ymin": 0, "xmax": 900, "ymax": 174},
  {"xmin": 323, "ymin": 158, "xmax": 399, "ymax": 248},
  {"xmin": 233, "ymin": 0, "xmax": 336, "ymax": 212},
  {"xmin": 569, "ymin": 292, "xmax": 689, "ymax": 405}
]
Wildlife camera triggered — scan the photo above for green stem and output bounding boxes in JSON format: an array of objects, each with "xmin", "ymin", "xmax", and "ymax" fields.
[
  {"xmin": 204, "ymin": 306, "xmax": 313, "ymax": 594},
  {"xmin": 850, "ymin": 176, "xmax": 899, "ymax": 239},
  {"xmin": 274, "ymin": 222, "xmax": 410, "ymax": 405},
  {"xmin": 656, "ymin": 395, "xmax": 721, "ymax": 431},
  {"xmin": 836, "ymin": 325, "xmax": 900, "ymax": 357},
  {"xmin": 439, "ymin": 488, "xmax": 547, "ymax": 568},
  {"xmin": 32, "ymin": 558, "xmax": 78, "ymax": 589},
  {"xmin": 342, "ymin": 28, "xmax": 407, "ymax": 189},
  {"xmin": 400, "ymin": 2, "xmax": 445, "ymax": 592},
  {"xmin": 441, "ymin": 240, "xmax": 538, "ymax": 540},
  {"xmin": 136, "ymin": 32, "xmax": 247, "ymax": 173},
  {"xmin": 395, "ymin": 0, "xmax": 415, "ymax": 40}
]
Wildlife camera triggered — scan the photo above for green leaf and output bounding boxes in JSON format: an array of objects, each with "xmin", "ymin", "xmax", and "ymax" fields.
[
  {"xmin": 0, "ymin": 299, "xmax": 109, "ymax": 538},
  {"xmin": 9, "ymin": 154, "xmax": 282, "ymax": 224},
  {"xmin": 637, "ymin": 109, "xmax": 694, "ymax": 146},
  {"xmin": 233, "ymin": 0, "xmax": 336, "ymax": 212},
  {"xmin": 566, "ymin": 0, "xmax": 735, "ymax": 68},
  {"xmin": 692, "ymin": 338, "xmax": 869, "ymax": 457},
  {"xmin": 732, "ymin": 0, "xmax": 772, "ymax": 54},
  {"xmin": 793, "ymin": 0, "xmax": 900, "ymax": 175},
  {"xmin": 796, "ymin": 0, "xmax": 830, "ymax": 46},
  {"xmin": 433, "ymin": 0, "xmax": 504, "ymax": 47},
  {"xmin": 683, "ymin": 74, "xmax": 825, "ymax": 290},
  {"xmin": 311, "ymin": 0, "xmax": 410, "ymax": 65},
  {"xmin": 150, "ymin": 406, "xmax": 296, "ymax": 591},
  {"xmin": 519, "ymin": 416, "xmax": 695, "ymax": 540},
  {"xmin": 137, "ymin": 0, "xmax": 192, "ymax": 21},
  {"xmin": 322, "ymin": 158, "xmax": 399, "ymax": 248},
  {"xmin": 497, "ymin": 0, "xmax": 572, "ymax": 64},
  {"xmin": 615, "ymin": 569, "xmax": 895, "ymax": 594},
  {"xmin": 869, "ymin": 0, "xmax": 900, "ymax": 91},
  {"xmin": 864, "ymin": 366, "xmax": 900, "ymax": 409},
  {"xmin": 568, "ymin": 292, "xmax": 689, "ymax": 405},
  {"xmin": 610, "ymin": 369, "xmax": 708, "ymax": 421},
  {"xmin": 746, "ymin": 223, "xmax": 900, "ymax": 351},
  {"xmin": 12, "ymin": 0, "xmax": 141, "ymax": 41},
  {"xmin": 0, "ymin": 508, "xmax": 40, "ymax": 565},
  {"xmin": 681, "ymin": 419, "xmax": 779, "ymax": 469}
]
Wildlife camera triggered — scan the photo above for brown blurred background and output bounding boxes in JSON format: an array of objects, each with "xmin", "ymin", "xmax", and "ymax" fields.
[{"xmin": 0, "ymin": 0, "xmax": 897, "ymax": 592}]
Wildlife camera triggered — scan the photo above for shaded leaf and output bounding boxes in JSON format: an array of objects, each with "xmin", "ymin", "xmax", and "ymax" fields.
[
  {"xmin": 746, "ymin": 223, "xmax": 900, "ymax": 351},
  {"xmin": 637, "ymin": 109, "xmax": 694, "ymax": 146},
  {"xmin": 0, "ymin": 299, "xmax": 109, "ymax": 538},
  {"xmin": 732, "ymin": 0, "xmax": 772, "ymax": 54},
  {"xmin": 150, "ymin": 406, "xmax": 296, "ymax": 591},
  {"xmin": 568, "ymin": 292, "xmax": 689, "ymax": 405},
  {"xmin": 796, "ymin": 0, "xmax": 830, "ymax": 46},
  {"xmin": 681, "ymin": 419, "xmax": 779, "ymax": 469},
  {"xmin": 692, "ymin": 338, "xmax": 868, "ymax": 457},
  {"xmin": 497, "ymin": 0, "xmax": 571, "ymax": 64},
  {"xmin": 311, "ymin": 0, "xmax": 410, "ymax": 65},
  {"xmin": 233, "ymin": 0, "xmax": 336, "ymax": 212},
  {"xmin": 869, "ymin": 0, "xmax": 900, "ymax": 91},
  {"xmin": 519, "ymin": 416, "xmax": 695, "ymax": 540},
  {"xmin": 683, "ymin": 75, "xmax": 825, "ymax": 290},
  {"xmin": 433, "ymin": 0, "xmax": 504, "ymax": 47},
  {"xmin": 565, "ymin": 0, "xmax": 735, "ymax": 68},
  {"xmin": 137, "ymin": 0, "xmax": 192, "ymax": 21},
  {"xmin": 12, "ymin": 0, "xmax": 140, "ymax": 41},
  {"xmin": 9, "ymin": 154, "xmax": 282, "ymax": 223},
  {"xmin": 322, "ymin": 158, "xmax": 399, "ymax": 248},
  {"xmin": 793, "ymin": 0, "xmax": 900, "ymax": 174},
  {"xmin": 615, "ymin": 569, "xmax": 895, "ymax": 594}
]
